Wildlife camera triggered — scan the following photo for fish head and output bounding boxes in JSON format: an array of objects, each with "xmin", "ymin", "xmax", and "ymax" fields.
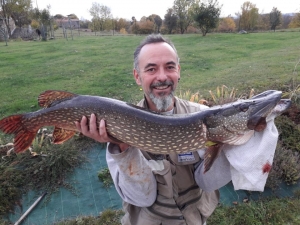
[
  {"xmin": 203, "ymin": 90, "xmax": 283, "ymax": 145},
  {"xmin": 270, "ymin": 98, "xmax": 291, "ymax": 116}
]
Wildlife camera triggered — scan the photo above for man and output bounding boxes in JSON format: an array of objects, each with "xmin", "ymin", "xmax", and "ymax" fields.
[{"xmin": 75, "ymin": 34, "xmax": 275, "ymax": 224}]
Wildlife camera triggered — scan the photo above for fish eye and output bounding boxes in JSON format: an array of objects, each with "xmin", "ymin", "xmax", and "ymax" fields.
[{"xmin": 239, "ymin": 103, "xmax": 249, "ymax": 112}]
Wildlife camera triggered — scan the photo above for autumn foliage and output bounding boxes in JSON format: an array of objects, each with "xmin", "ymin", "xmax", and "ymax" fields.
[
  {"xmin": 288, "ymin": 13, "xmax": 300, "ymax": 28},
  {"xmin": 217, "ymin": 17, "xmax": 236, "ymax": 32}
]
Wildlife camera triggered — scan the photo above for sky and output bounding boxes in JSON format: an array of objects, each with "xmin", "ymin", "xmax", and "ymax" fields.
[{"xmin": 34, "ymin": 0, "xmax": 299, "ymax": 21}]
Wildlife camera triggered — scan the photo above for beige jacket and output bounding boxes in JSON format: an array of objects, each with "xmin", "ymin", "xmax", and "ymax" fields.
[{"xmin": 107, "ymin": 97, "xmax": 221, "ymax": 225}]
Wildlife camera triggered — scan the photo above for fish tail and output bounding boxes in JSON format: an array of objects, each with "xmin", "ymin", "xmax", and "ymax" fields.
[{"xmin": 0, "ymin": 115, "xmax": 38, "ymax": 153}]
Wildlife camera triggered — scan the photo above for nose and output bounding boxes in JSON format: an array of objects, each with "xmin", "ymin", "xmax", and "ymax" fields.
[{"xmin": 156, "ymin": 67, "xmax": 168, "ymax": 81}]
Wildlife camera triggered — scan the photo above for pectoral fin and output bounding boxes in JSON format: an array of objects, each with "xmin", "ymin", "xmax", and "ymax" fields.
[
  {"xmin": 224, "ymin": 130, "xmax": 254, "ymax": 145},
  {"xmin": 203, "ymin": 143, "xmax": 223, "ymax": 173},
  {"xmin": 52, "ymin": 127, "xmax": 76, "ymax": 144}
]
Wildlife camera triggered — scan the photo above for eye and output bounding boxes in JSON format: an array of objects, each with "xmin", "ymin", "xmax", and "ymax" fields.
[
  {"xmin": 239, "ymin": 103, "xmax": 249, "ymax": 112},
  {"xmin": 167, "ymin": 65, "xmax": 176, "ymax": 70},
  {"xmin": 146, "ymin": 68, "xmax": 155, "ymax": 72}
]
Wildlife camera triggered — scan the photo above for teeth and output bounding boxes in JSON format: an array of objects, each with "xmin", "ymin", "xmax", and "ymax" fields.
[{"xmin": 155, "ymin": 86, "xmax": 168, "ymax": 90}]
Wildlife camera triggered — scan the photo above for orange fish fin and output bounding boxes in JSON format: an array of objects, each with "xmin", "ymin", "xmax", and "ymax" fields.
[
  {"xmin": 203, "ymin": 143, "xmax": 223, "ymax": 173},
  {"xmin": 0, "ymin": 115, "xmax": 23, "ymax": 134},
  {"xmin": 224, "ymin": 130, "xmax": 254, "ymax": 145},
  {"xmin": 0, "ymin": 115, "xmax": 38, "ymax": 153},
  {"xmin": 14, "ymin": 130, "xmax": 37, "ymax": 153},
  {"xmin": 52, "ymin": 127, "xmax": 76, "ymax": 144},
  {"xmin": 38, "ymin": 90, "xmax": 78, "ymax": 108}
]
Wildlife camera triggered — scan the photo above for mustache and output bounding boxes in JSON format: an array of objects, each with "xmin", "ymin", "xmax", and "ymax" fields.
[{"xmin": 150, "ymin": 81, "xmax": 174, "ymax": 88}]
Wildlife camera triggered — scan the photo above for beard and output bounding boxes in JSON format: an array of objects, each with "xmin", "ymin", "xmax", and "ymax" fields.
[{"xmin": 148, "ymin": 81, "xmax": 175, "ymax": 111}]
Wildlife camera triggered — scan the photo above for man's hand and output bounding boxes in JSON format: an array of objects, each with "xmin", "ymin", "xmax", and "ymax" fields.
[{"xmin": 75, "ymin": 113, "xmax": 130, "ymax": 152}]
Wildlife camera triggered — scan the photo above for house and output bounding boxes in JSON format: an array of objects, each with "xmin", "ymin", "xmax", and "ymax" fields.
[{"xmin": 55, "ymin": 18, "xmax": 80, "ymax": 29}]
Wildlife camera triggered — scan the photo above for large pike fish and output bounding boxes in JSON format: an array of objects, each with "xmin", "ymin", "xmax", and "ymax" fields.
[{"xmin": 0, "ymin": 90, "xmax": 290, "ymax": 172}]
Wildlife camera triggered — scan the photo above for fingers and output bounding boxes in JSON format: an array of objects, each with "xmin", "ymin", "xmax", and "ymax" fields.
[
  {"xmin": 75, "ymin": 114, "xmax": 110, "ymax": 143},
  {"xmin": 99, "ymin": 119, "xmax": 108, "ymax": 139},
  {"xmin": 80, "ymin": 115, "xmax": 89, "ymax": 134},
  {"xmin": 75, "ymin": 116, "xmax": 87, "ymax": 132},
  {"xmin": 75, "ymin": 114, "xmax": 128, "ymax": 151},
  {"xmin": 89, "ymin": 113, "xmax": 98, "ymax": 134}
]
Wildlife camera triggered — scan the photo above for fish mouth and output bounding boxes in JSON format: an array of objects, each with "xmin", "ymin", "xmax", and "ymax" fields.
[
  {"xmin": 249, "ymin": 90, "xmax": 282, "ymax": 115},
  {"xmin": 272, "ymin": 99, "xmax": 292, "ymax": 115}
]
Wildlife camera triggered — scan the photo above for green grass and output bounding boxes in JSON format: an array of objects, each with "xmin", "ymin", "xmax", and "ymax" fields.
[
  {"xmin": 0, "ymin": 31, "xmax": 300, "ymax": 223},
  {"xmin": 0, "ymin": 134, "xmax": 96, "ymax": 217},
  {"xmin": 98, "ymin": 168, "xmax": 113, "ymax": 188},
  {"xmin": 48, "ymin": 197, "xmax": 300, "ymax": 225},
  {"xmin": 54, "ymin": 209, "xmax": 124, "ymax": 225},
  {"xmin": 207, "ymin": 197, "xmax": 300, "ymax": 225},
  {"xmin": 0, "ymin": 32, "xmax": 299, "ymax": 118}
]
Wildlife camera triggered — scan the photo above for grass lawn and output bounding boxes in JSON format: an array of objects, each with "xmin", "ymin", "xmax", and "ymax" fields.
[
  {"xmin": 0, "ymin": 31, "xmax": 300, "ymax": 224},
  {"xmin": 0, "ymin": 31, "xmax": 299, "ymax": 118}
]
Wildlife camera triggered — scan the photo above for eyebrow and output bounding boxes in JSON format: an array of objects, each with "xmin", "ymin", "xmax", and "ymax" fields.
[
  {"xmin": 144, "ymin": 63, "xmax": 157, "ymax": 70},
  {"xmin": 166, "ymin": 61, "xmax": 177, "ymax": 66},
  {"xmin": 144, "ymin": 61, "xmax": 177, "ymax": 70}
]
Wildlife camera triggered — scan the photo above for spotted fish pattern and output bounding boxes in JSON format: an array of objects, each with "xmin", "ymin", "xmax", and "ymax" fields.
[{"xmin": 0, "ymin": 90, "xmax": 286, "ymax": 159}]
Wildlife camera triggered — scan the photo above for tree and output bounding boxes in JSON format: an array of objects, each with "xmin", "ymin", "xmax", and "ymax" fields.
[
  {"xmin": 89, "ymin": 2, "xmax": 112, "ymax": 31},
  {"xmin": 173, "ymin": 0, "xmax": 195, "ymax": 34},
  {"xmin": 146, "ymin": 14, "xmax": 162, "ymax": 33},
  {"xmin": 30, "ymin": 7, "xmax": 50, "ymax": 26},
  {"xmin": 239, "ymin": 1, "xmax": 259, "ymax": 31},
  {"xmin": 67, "ymin": 13, "xmax": 78, "ymax": 19},
  {"xmin": 218, "ymin": 17, "xmax": 236, "ymax": 32},
  {"xmin": 114, "ymin": 18, "xmax": 128, "ymax": 32},
  {"xmin": 281, "ymin": 14, "xmax": 293, "ymax": 29},
  {"xmin": 269, "ymin": 7, "xmax": 281, "ymax": 31},
  {"xmin": 30, "ymin": 7, "xmax": 51, "ymax": 40},
  {"xmin": 53, "ymin": 14, "xmax": 64, "ymax": 19},
  {"xmin": 256, "ymin": 13, "xmax": 269, "ymax": 30},
  {"xmin": 164, "ymin": 8, "xmax": 177, "ymax": 34},
  {"xmin": 131, "ymin": 16, "xmax": 138, "ymax": 34},
  {"xmin": 153, "ymin": 15, "xmax": 162, "ymax": 33},
  {"xmin": 138, "ymin": 19, "xmax": 154, "ymax": 34},
  {"xmin": 10, "ymin": 10, "xmax": 31, "ymax": 27},
  {"xmin": 30, "ymin": 19, "xmax": 39, "ymax": 28},
  {"xmin": 288, "ymin": 13, "xmax": 300, "ymax": 28},
  {"xmin": 80, "ymin": 19, "xmax": 91, "ymax": 29},
  {"xmin": 191, "ymin": 0, "xmax": 221, "ymax": 36},
  {"xmin": 0, "ymin": 0, "xmax": 32, "ymax": 38}
]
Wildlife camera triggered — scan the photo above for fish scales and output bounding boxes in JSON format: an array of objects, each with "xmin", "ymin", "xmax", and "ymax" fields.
[
  {"xmin": 105, "ymin": 113, "xmax": 206, "ymax": 153},
  {"xmin": 19, "ymin": 95, "xmax": 207, "ymax": 154},
  {"xmin": 0, "ymin": 90, "xmax": 289, "ymax": 172}
]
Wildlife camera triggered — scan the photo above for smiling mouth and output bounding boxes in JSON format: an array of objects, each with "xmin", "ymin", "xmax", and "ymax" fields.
[
  {"xmin": 154, "ymin": 85, "xmax": 170, "ymax": 90},
  {"xmin": 151, "ymin": 81, "xmax": 174, "ymax": 91}
]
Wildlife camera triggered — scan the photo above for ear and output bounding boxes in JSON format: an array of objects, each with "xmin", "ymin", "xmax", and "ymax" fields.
[
  {"xmin": 177, "ymin": 64, "xmax": 181, "ymax": 81},
  {"xmin": 133, "ymin": 69, "xmax": 141, "ymax": 85}
]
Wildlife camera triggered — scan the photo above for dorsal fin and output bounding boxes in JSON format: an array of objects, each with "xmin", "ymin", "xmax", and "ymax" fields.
[{"xmin": 38, "ymin": 90, "xmax": 78, "ymax": 108}]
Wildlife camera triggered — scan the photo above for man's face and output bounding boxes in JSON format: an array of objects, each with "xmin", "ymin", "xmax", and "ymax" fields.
[{"xmin": 134, "ymin": 42, "xmax": 181, "ymax": 112}]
